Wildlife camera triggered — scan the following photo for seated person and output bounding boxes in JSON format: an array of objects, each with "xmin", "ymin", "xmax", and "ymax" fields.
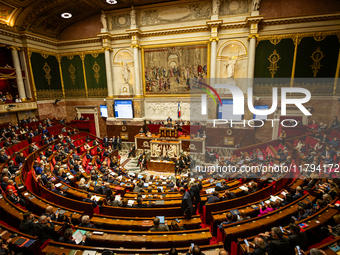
[
  {"xmin": 258, "ymin": 201, "xmax": 275, "ymax": 216},
  {"xmin": 207, "ymin": 191, "xmax": 220, "ymax": 204},
  {"xmin": 258, "ymin": 227, "xmax": 291, "ymax": 255},
  {"xmin": 221, "ymin": 190, "xmax": 237, "ymax": 200},
  {"xmin": 79, "ymin": 215, "xmax": 96, "ymax": 228},
  {"xmin": 32, "ymin": 215, "xmax": 56, "ymax": 244},
  {"xmin": 218, "ymin": 213, "xmax": 235, "ymax": 230},
  {"xmin": 128, "ymin": 144, "xmax": 136, "ymax": 158},
  {"xmin": 58, "ymin": 228, "xmax": 86, "ymax": 245},
  {"xmin": 82, "ymin": 193, "xmax": 97, "ymax": 208},
  {"xmin": 19, "ymin": 211, "xmax": 35, "ymax": 235},
  {"xmin": 138, "ymin": 128, "xmax": 144, "ymax": 134},
  {"xmin": 149, "ymin": 216, "xmax": 169, "ymax": 231},
  {"xmin": 294, "ymin": 206, "xmax": 311, "ymax": 221},
  {"xmin": 6, "ymin": 188, "xmax": 27, "ymax": 208}
]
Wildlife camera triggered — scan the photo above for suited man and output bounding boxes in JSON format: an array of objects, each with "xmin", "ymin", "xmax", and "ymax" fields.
[
  {"xmin": 117, "ymin": 136, "xmax": 122, "ymax": 150},
  {"xmin": 133, "ymin": 197, "xmax": 152, "ymax": 208},
  {"xmin": 102, "ymin": 183, "xmax": 112, "ymax": 197},
  {"xmin": 260, "ymin": 227, "xmax": 291, "ymax": 255},
  {"xmin": 321, "ymin": 146, "xmax": 336, "ymax": 159},
  {"xmin": 140, "ymin": 155, "xmax": 147, "ymax": 172},
  {"xmin": 180, "ymin": 187, "xmax": 194, "ymax": 218},
  {"xmin": 149, "ymin": 217, "xmax": 169, "ymax": 231},
  {"xmin": 42, "ymin": 206, "xmax": 58, "ymax": 221},
  {"xmin": 16, "ymin": 152, "xmax": 25, "ymax": 165},
  {"xmin": 103, "ymin": 136, "xmax": 109, "ymax": 147},
  {"xmin": 8, "ymin": 160, "xmax": 19, "ymax": 175},
  {"xmin": 128, "ymin": 144, "xmax": 135, "ymax": 158},
  {"xmin": 221, "ymin": 190, "xmax": 236, "ymax": 201},
  {"xmin": 86, "ymin": 150, "xmax": 93, "ymax": 160},
  {"xmin": 79, "ymin": 215, "xmax": 96, "ymax": 228},
  {"xmin": 167, "ymin": 116, "xmax": 172, "ymax": 123},
  {"xmin": 112, "ymin": 136, "xmax": 117, "ymax": 150},
  {"xmin": 32, "ymin": 215, "xmax": 55, "ymax": 244},
  {"xmin": 166, "ymin": 121, "xmax": 173, "ymax": 128},
  {"xmin": 69, "ymin": 142, "xmax": 75, "ymax": 150},
  {"xmin": 190, "ymin": 182, "xmax": 202, "ymax": 212},
  {"xmin": 7, "ymin": 189, "xmax": 28, "ymax": 208},
  {"xmin": 0, "ymin": 150, "xmax": 8, "ymax": 163},
  {"xmin": 286, "ymin": 223, "xmax": 308, "ymax": 251},
  {"xmin": 19, "ymin": 211, "xmax": 35, "ymax": 235},
  {"xmin": 82, "ymin": 193, "xmax": 97, "ymax": 208},
  {"xmin": 215, "ymin": 180, "xmax": 230, "ymax": 191},
  {"xmin": 245, "ymin": 237, "xmax": 273, "ymax": 255},
  {"xmin": 175, "ymin": 157, "xmax": 182, "ymax": 175}
]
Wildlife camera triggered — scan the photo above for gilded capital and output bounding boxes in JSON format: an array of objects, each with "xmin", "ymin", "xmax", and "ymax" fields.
[
  {"xmin": 102, "ymin": 47, "xmax": 113, "ymax": 52},
  {"xmin": 7, "ymin": 46, "xmax": 21, "ymax": 51},
  {"xmin": 209, "ymin": 37, "xmax": 219, "ymax": 42},
  {"xmin": 131, "ymin": 44, "xmax": 141, "ymax": 49},
  {"xmin": 247, "ymin": 34, "xmax": 259, "ymax": 40}
]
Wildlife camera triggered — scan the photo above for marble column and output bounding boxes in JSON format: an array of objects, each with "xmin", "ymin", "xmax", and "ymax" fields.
[
  {"xmin": 104, "ymin": 49, "xmax": 114, "ymax": 98},
  {"xmin": 210, "ymin": 39, "xmax": 217, "ymax": 81},
  {"xmin": 133, "ymin": 46, "xmax": 141, "ymax": 96},
  {"xmin": 19, "ymin": 50, "xmax": 32, "ymax": 99},
  {"xmin": 247, "ymin": 36, "xmax": 256, "ymax": 86},
  {"xmin": 10, "ymin": 47, "xmax": 26, "ymax": 100}
]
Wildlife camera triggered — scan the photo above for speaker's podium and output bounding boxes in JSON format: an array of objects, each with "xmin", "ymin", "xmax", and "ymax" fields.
[{"xmin": 159, "ymin": 127, "xmax": 178, "ymax": 138}]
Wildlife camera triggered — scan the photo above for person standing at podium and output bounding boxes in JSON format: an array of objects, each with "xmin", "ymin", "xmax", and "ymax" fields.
[
  {"xmin": 166, "ymin": 121, "xmax": 173, "ymax": 128},
  {"xmin": 167, "ymin": 116, "xmax": 172, "ymax": 123}
]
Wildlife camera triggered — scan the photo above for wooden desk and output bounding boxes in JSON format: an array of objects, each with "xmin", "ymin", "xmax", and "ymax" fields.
[
  {"xmin": 148, "ymin": 160, "xmax": 176, "ymax": 173},
  {"xmin": 135, "ymin": 134, "xmax": 205, "ymax": 153},
  {"xmin": 43, "ymin": 241, "xmax": 224, "ymax": 255},
  {"xmin": 76, "ymin": 226, "xmax": 212, "ymax": 249},
  {"xmin": 90, "ymin": 214, "xmax": 201, "ymax": 231},
  {"xmin": 160, "ymin": 127, "xmax": 178, "ymax": 138}
]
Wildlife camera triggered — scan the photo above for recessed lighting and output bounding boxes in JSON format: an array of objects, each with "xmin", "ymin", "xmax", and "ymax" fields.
[
  {"xmin": 106, "ymin": 0, "xmax": 117, "ymax": 4},
  {"xmin": 61, "ymin": 13, "xmax": 72, "ymax": 19}
]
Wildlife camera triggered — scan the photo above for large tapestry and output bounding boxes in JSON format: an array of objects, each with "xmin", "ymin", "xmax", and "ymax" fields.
[{"xmin": 143, "ymin": 44, "xmax": 208, "ymax": 95}]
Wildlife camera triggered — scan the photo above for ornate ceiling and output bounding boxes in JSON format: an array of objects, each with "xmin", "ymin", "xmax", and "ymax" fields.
[{"xmin": 0, "ymin": 0, "xmax": 177, "ymax": 38}]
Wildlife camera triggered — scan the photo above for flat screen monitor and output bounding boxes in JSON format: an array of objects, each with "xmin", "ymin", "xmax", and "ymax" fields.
[
  {"xmin": 114, "ymin": 100, "xmax": 134, "ymax": 119},
  {"xmin": 253, "ymin": 105, "xmax": 268, "ymax": 120},
  {"xmin": 218, "ymin": 99, "xmax": 243, "ymax": 121},
  {"xmin": 100, "ymin": 105, "xmax": 108, "ymax": 118}
]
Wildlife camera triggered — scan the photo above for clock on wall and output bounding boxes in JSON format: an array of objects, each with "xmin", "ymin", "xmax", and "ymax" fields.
[
  {"xmin": 122, "ymin": 125, "xmax": 127, "ymax": 131},
  {"xmin": 226, "ymin": 129, "xmax": 232, "ymax": 136}
]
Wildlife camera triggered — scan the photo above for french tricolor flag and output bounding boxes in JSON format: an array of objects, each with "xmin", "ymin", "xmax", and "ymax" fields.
[{"xmin": 178, "ymin": 102, "xmax": 181, "ymax": 117}]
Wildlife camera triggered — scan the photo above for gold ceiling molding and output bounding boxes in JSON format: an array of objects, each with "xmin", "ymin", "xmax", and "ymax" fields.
[
  {"xmin": 256, "ymin": 31, "xmax": 340, "ymax": 46},
  {"xmin": 27, "ymin": 48, "xmax": 105, "ymax": 58},
  {"xmin": 262, "ymin": 13, "xmax": 340, "ymax": 26},
  {"xmin": 66, "ymin": 55, "xmax": 74, "ymax": 60},
  {"xmin": 91, "ymin": 53, "xmax": 99, "ymax": 58}
]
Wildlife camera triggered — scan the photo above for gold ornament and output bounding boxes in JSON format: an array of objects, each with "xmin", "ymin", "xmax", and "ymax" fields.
[
  {"xmin": 268, "ymin": 50, "xmax": 281, "ymax": 78},
  {"xmin": 69, "ymin": 64, "xmax": 76, "ymax": 85},
  {"xmin": 43, "ymin": 62, "xmax": 52, "ymax": 85},
  {"xmin": 310, "ymin": 47, "xmax": 324, "ymax": 77},
  {"xmin": 92, "ymin": 61, "xmax": 100, "ymax": 84}
]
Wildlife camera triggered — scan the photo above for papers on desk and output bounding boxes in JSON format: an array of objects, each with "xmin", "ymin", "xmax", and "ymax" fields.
[
  {"xmin": 265, "ymin": 200, "xmax": 271, "ymax": 204},
  {"xmin": 144, "ymin": 183, "xmax": 149, "ymax": 187},
  {"xmin": 142, "ymin": 195, "xmax": 146, "ymax": 199},
  {"xmin": 55, "ymin": 183, "xmax": 62, "ymax": 188},
  {"xmin": 115, "ymin": 195, "xmax": 121, "ymax": 201},
  {"xmin": 128, "ymin": 200, "xmax": 135, "ymax": 207},
  {"xmin": 281, "ymin": 191, "xmax": 287, "ymax": 196},
  {"xmin": 82, "ymin": 250, "xmax": 97, "ymax": 255},
  {"xmin": 91, "ymin": 195, "xmax": 100, "ymax": 201},
  {"xmin": 206, "ymin": 188, "xmax": 214, "ymax": 194},
  {"xmin": 129, "ymin": 173, "xmax": 136, "ymax": 177},
  {"xmin": 239, "ymin": 186, "xmax": 249, "ymax": 191},
  {"xmin": 72, "ymin": 229, "xmax": 86, "ymax": 244},
  {"xmin": 270, "ymin": 195, "xmax": 283, "ymax": 202},
  {"xmin": 23, "ymin": 192, "xmax": 29, "ymax": 196}
]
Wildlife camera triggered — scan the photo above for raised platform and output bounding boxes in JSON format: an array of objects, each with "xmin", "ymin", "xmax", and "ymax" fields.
[{"xmin": 134, "ymin": 133, "xmax": 205, "ymax": 154}]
